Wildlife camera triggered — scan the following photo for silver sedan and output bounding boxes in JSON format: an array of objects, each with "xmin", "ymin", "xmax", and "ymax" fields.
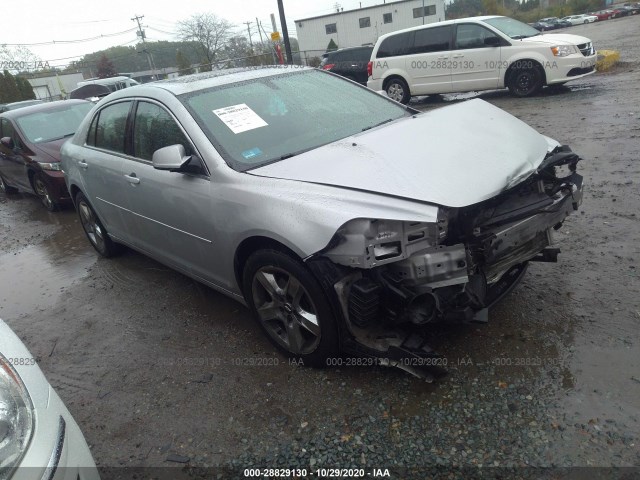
[{"xmin": 61, "ymin": 67, "xmax": 583, "ymax": 376}]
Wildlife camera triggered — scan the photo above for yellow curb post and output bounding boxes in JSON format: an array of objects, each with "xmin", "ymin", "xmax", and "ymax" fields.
[{"xmin": 596, "ymin": 50, "xmax": 620, "ymax": 71}]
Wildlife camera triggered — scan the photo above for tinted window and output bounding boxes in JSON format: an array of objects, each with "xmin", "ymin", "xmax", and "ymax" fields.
[
  {"xmin": 93, "ymin": 101, "xmax": 131, "ymax": 153},
  {"xmin": 377, "ymin": 31, "xmax": 413, "ymax": 58},
  {"xmin": 383, "ymin": 13, "xmax": 393, "ymax": 24},
  {"xmin": 454, "ymin": 24, "xmax": 500, "ymax": 49},
  {"xmin": 326, "ymin": 23, "xmax": 337, "ymax": 34},
  {"xmin": 0, "ymin": 118, "xmax": 15, "ymax": 140},
  {"xmin": 411, "ymin": 26, "xmax": 451, "ymax": 54},
  {"xmin": 359, "ymin": 17, "xmax": 371, "ymax": 28},
  {"xmin": 133, "ymin": 102, "xmax": 193, "ymax": 161},
  {"xmin": 413, "ymin": 5, "xmax": 436, "ymax": 17}
]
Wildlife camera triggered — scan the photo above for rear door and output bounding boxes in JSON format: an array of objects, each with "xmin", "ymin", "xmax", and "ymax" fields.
[
  {"xmin": 79, "ymin": 101, "xmax": 132, "ymax": 241},
  {"xmin": 450, "ymin": 23, "xmax": 503, "ymax": 93},
  {"xmin": 404, "ymin": 25, "xmax": 453, "ymax": 95}
]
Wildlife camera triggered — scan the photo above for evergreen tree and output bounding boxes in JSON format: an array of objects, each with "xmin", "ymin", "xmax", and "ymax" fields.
[
  {"xmin": 1, "ymin": 70, "xmax": 21, "ymax": 102},
  {"xmin": 15, "ymin": 76, "xmax": 36, "ymax": 100},
  {"xmin": 96, "ymin": 54, "xmax": 117, "ymax": 78},
  {"xmin": 326, "ymin": 39, "xmax": 338, "ymax": 52}
]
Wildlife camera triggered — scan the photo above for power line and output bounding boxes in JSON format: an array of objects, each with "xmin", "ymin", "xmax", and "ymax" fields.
[{"xmin": 2, "ymin": 28, "xmax": 138, "ymax": 46}]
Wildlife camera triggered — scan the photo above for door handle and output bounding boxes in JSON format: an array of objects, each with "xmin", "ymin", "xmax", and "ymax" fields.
[
  {"xmin": 79, "ymin": 160, "xmax": 88, "ymax": 169},
  {"xmin": 124, "ymin": 173, "xmax": 140, "ymax": 185}
]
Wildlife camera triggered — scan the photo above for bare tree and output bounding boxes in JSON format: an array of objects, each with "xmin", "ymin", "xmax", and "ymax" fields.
[
  {"xmin": 177, "ymin": 13, "xmax": 234, "ymax": 71},
  {"xmin": 0, "ymin": 45, "xmax": 41, "ymax": 73}
]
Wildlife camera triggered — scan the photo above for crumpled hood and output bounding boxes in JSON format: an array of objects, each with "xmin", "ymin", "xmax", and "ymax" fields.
[
  {"xmin": 521, "ymin": 33, "xmax": 592, "ymax": 46},
  {"xmin": 31, "ymin": 137, "xmax": 66, "ymax": 162},
  {"xmin": 251, "ymin": 99, "xmax": 551, "ymax": 208}
]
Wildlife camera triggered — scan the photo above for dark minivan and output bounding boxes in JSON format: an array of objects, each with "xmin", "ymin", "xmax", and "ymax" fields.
[{"xmin": 320, "ymin": 46, "xmax": 374, "ymax": 85}]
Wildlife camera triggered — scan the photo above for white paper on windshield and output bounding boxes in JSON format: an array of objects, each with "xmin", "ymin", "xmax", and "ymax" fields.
[{"xmin": 213, "ymin": 104, "xmax": 268, "ymax": 134}]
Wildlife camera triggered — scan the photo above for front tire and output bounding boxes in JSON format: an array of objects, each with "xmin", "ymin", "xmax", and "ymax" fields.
[
  {"xmin": 508, "ymin": 66, "xmax": 543, "ymax": 97},
  {"xmin": 33, "ymin": 173, "xmax": 58, "ymax": 211},
  {"xmin": 75, "ymin": 191, "xmax": 121, "ymax": 257},
  {"xmin": 385, "ymin": 77, "xmax": 411, "ymax": 104},
  {"xmin": 0, "ymin": 174, "xmax": 18, "ymax": 194},
  {"xmin": 243, "ymin": 249, "xmax": 339, "ymax": 367}
]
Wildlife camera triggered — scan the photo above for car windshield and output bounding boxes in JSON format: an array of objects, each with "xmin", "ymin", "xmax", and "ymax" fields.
[
  {"xmin": 180, "ymin": 69, "xmax": 409, "ymax": 171},
  {"xmin": 16, "ymin": 103, "xmax": 93, "ymax": 143},
  {"xmin": 484, "ymin": 17, "xmax": 541, "ymax": 39}
]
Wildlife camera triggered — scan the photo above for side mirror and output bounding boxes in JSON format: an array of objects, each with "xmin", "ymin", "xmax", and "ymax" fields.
[
  {"xmin": 484, "ymin": 36, "xmax": 501, "ymax": 47},
  {"xmin": 152, "ymin": 144, "xmax": 191, "ymax": 171},
  {"xmin": 0, "ymin": 136, "xmax": 15, "ymax": 150}
]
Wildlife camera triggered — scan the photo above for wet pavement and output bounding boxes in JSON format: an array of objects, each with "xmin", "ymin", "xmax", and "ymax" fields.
[{"xmin": 1, "ymin": 16, "xmax": 639, "ymax": 478}]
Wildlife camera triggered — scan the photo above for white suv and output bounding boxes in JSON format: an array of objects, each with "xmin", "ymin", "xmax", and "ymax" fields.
[{"xmin": 367, "ymin": 15, "xmax": 597, "ymax": 103}]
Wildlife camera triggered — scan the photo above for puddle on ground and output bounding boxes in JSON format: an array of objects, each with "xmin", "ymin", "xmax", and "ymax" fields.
[{"xmin": 0, "ymin": 212, "xmax": 96, "ymax": 320}]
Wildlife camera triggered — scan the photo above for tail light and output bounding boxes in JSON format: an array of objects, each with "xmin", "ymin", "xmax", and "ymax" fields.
[
  {"xmin": 367, "ymin": 61, "xmax": 373, "ymax": 77},
  {"xmin": 322, "ymin": 64, "xmax": 335, "ymax": 71}
]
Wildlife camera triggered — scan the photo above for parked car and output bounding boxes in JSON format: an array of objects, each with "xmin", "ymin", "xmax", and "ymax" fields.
[
  {"xmin": 561, "ymin": 14, "xmax": 597, "ymax": 24},
  {"xmin": 320, "ymin": 46, "xmax": 374, "ymax": 85},
  {"xmin": 618, "ymin": 4, "xmax": 640, "ymax": 14},
  {"xmin": 0, "ymin": 318, "xmax": 100, "ymax": 480},
  {"xmin": 61, "ymin": 67, "xmax": 584, "ymax": 373},
  {"xmin": 0, "ymin": 100, "xmax": 44, "ymax": 114},
  {"xmin": 610, "ymin": 7, "xmax": 631, "ymax": 16},
  {"xmin": 367, "ymin": 15, "xmax": 597, "ymax": 102},
  {"xmin": 589, "ymin": 10, "xmax": 613, "ymax": 20},
  {"xmin": 537, "ymin": 17, "xmax": 571, "ymax": 29},
  {"xmin": 0, "ymin": 100, "xmax": 93, "ymax": 211},
  {"xmin": 531, "ymin": 20, "xmax": 553, "ymax": 31}
]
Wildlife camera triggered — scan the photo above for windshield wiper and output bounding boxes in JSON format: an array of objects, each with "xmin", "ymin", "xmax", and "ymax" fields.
[
  {"xmin": 361, "ymin": 118, "xmax": 394, "ymax": 132},
  {"xmin": 279, "ymin": 153, "xmax": 296, "ymax": 160}
]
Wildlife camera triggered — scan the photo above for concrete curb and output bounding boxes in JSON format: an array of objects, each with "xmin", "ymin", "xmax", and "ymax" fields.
[{"xmin": 596, "ymin": 49, "xmax": 620, "ymax": 71}]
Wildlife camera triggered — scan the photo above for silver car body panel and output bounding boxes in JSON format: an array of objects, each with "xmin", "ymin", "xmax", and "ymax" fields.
[
  {"xmin": 251, "ymin": 99, "xmax": 549, "ymax": 208},
  {"xmin": 62, "ymin": 68, "xmax": 575, "ymax": 321}
]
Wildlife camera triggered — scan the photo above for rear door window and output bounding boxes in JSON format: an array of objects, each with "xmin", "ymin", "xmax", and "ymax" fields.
[
  {"xmin": 91, "ymin": 101, "xmax": 132, "ymax": 154},
  {"xmin": 411, "ymin": 26, "xmax": 452, "ymax": 54},
  {"xmin": 377, "ymin": 31, "xmax": 413, "ymax": 58}
]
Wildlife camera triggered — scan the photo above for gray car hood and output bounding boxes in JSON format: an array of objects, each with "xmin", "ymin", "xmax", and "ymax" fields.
[{"xmin": 251, "ymin": 99, "xmax": 550, "ymax": 208}]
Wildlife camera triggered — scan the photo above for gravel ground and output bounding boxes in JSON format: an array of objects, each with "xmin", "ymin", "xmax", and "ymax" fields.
[{"xmin": 1, "ymin": 15, "xmax": 639, "ymax": 480}]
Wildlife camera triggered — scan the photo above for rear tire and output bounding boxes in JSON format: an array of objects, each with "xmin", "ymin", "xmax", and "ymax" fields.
[
  {"xmin": 0, "ymin": 174, "xmax": 18, "ymax": 194},
  {"xmin": 385, "ymin": 77, "xmax": 411, "ymax": 104},
  {"xmin": 75, "ymin": 191, "xmax": 122, "ymax": 257},
  {"xmin": 243, "ymin": 249, "xmax": 339, "ymax": 367}
]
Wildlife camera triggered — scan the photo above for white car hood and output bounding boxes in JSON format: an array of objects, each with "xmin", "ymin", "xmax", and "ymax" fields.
[
  {"xmin": 252, "ymin": 99, "xmax": 551, "ymax": 208},
  {"xmin": 521, "ymin": 33, "xmax": 592, "ymax": 45}
]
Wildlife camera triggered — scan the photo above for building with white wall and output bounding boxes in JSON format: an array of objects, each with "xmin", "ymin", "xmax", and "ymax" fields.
[
  {"xmin": 295, "ymin": 0, "xmax": 446, "ymax": 60},
  {"xmin": 26, "ymin": 72, "xmax": 85, "ymax": 101}
]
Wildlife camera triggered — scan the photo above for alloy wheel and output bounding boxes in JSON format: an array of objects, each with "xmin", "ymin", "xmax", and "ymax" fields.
[
  {"xmin": 34, "ymin": 177, "xmax": 54, "ymax": 210},
  {"xmin": 251, "ymin": 266, "xmax": 321, "ymax": 355},
  {"xmin": 78, "ymin": 200, "xmax": 106, "ymax": 253}
]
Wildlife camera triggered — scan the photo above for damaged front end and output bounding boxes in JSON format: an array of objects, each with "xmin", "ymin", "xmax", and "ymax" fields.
[{"xmin": 307, "ymin": 146, "xmax": 583, "ymax": 380}]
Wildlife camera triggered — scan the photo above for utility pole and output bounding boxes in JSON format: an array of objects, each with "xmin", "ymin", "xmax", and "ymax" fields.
[
  {"xmin": 243, "ymin": 21, "xmax": 254, "ymax": 48},
  {"xmin": 277, "ymin": 0, "xmax": 293, "ymax": 64},
  {"xmin": 131, "ymin": 14, "xmax": 156, "ymax": 79},
  {"xmin": 256, "ymin": 17, "xmax": 264, "ymax": 44}
]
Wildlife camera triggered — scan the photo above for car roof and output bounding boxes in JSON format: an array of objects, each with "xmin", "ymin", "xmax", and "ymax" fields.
[
  {"xmin": 0, "ymin": 99, "xmax": 90, "ymax": 119},
  {"xmin": 100, "ymin": 66, "xmax": 316, "ymax": 98},
  {"xmin": 374, "ymin": 15, "xmax": 503, "ymax": 41}
]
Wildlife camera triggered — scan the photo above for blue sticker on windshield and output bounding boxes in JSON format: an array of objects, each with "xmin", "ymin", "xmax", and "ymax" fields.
[{"xmin": 242, "ymin": 147, "xmax": 263, "ymax": 160}]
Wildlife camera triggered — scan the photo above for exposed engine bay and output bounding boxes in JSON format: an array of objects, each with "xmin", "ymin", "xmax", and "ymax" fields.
[{"xmin": 308, "ymin": 145, "xmax": 583, "ymax": 380}]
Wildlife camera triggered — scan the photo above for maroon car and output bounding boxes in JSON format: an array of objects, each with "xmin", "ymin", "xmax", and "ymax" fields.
[{"xmin": 0, "ymin": 99, "xmax": 93, "ymax": 211}]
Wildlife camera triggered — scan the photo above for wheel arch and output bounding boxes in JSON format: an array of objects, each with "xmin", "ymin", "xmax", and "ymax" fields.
[
  {"xmin": 234, "ymin": 235, "xmax": 303, "ymax": 297},
  {"xmin": 504, "ymin": 58, "xmax": 548, "ymax": 88}
]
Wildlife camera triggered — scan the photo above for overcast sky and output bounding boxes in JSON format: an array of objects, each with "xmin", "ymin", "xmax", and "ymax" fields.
[{"xmin": 3, "ymin": 0, "xmax": 383, "ymax": 69}]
